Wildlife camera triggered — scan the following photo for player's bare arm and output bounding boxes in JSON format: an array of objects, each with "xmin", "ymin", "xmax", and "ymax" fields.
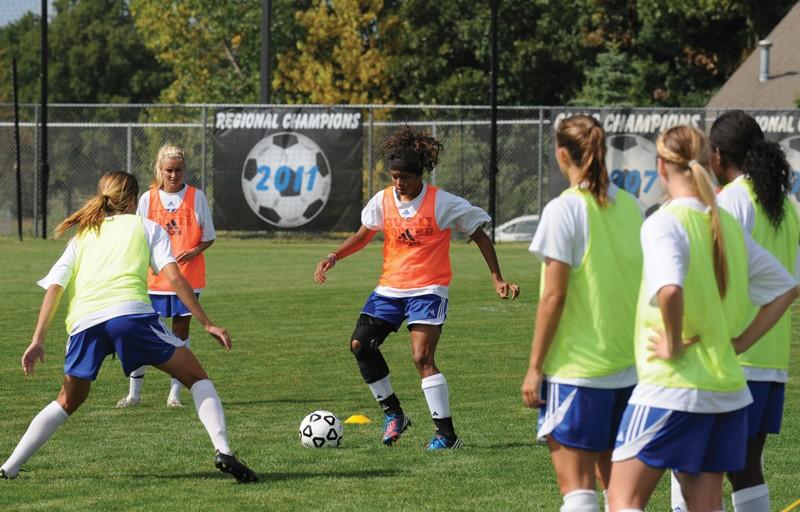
[
  {"xmin": 469, "ymin": 227, "xmax": 520, "ymax": 300},
  {"xmin": 314, "ymin": 225, "xmax": 377, "ymax": 284}
]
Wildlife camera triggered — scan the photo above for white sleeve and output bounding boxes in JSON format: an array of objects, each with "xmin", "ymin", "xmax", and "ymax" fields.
[
  {"xmin": 194, "ymin": 189, "xmax": 216, "ymax": 242},
  {"xmin": 136, "ymin": 192, "xmax": 149, "ymax": 218},
  {"xmin": 142, "ymin": 218, "xmax": 177, "ymax": 273},
  {"xmin": 361, "ymin": 190, "xmax": 384, "ymax": 231},
  {"xmin": 528, "ymin": 195, "xmax": 585, "ymax": 268},
  {"xmin": 434, "ymin": 189, "xmax": 490, "ymax": 235},
  {"xmin": 744, "ymin": 232, "xmax": 797, "ymax": 305},
  {"xmin": 37, "ymin": 239, "xmax": 78, "ymax": 289},
  {"xmin": 641, "ymin": 211, "xmax": 689, "ymax": 306},
  {"xmin": 717, "ymin": 185, "xmax": 755, "ymax": 234}
]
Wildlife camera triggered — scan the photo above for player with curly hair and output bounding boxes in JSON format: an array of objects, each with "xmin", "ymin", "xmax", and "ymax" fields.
[
  {"xmin": 669, "ymin": 111, "xmax": 800, "ymax": 512},
  {"xmin": 314, "ymin": 127, "xmax": 519, "ymax": 450}
]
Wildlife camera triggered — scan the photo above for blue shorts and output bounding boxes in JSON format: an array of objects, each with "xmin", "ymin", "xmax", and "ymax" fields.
[
  {"xmin": 745, "ymin": 380, "xmax": 784, "ymax": 437},
  {"xmin": 149, "ymin": 293, "xmax": 199, "ymax": 318},
  {"xmin": 361, "ymin": 292, "xmax": 448, "ymax": 330},
  {"xmin": 537, "ymin": 381, "xmax": 634, "ymax": 451},
  {"xmin": 64, "ymin": 313, "xmax": 184, "ymax": 380},
  {"xmin": 611, "ymin": 404, "xmax": 748, "ymax": 474}
]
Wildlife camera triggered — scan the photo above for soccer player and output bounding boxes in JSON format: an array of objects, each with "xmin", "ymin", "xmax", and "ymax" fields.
[
  {"xmin": 117, "ymin": 144, "xmax": 216, "ymax": 408},
  {"xmin": 314, "ymin": 127, "xmax": 519, "ymax": 450},
  {"xmin": 0, "ymin": 171, "xmax": 256, "ymax": 483},
  {"xmin": 608, "ymin": 126, "xmax": 796, "ymax": 511},
  {"xmin": 520, "ymin": 115, "xmax": 643, "ymax": 511}
]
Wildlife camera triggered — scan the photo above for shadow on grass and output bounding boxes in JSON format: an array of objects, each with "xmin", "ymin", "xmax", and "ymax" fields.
[
  {"xmin": 131, "ymin": 469, "xmax": 402, "ymax": 483},
  {"xmin": 224, "ymin": 399, "xmax": 334, "ymax": 406}
]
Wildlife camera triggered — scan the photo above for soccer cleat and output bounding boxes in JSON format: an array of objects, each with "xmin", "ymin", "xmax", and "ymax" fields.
[
  {"xmin": 0, "ymin": 469, "xmax": 7, "ymax": 479},
  {"xmin": 166, "ymin": 398, "xmax": 183, "ymax": 407},
  {"xmin": 382, "ymin": 413, "xmax": 411, "ymax": 446},
  {"xmin": 214, "ymin": 451, "xmax": 258, "ymax": 483},
  {"xmin": 115, "ymin": 396, "xmax": 141, "ymax": 408},
  {"xmin": 425, "ymin": 434, "xmax": 463, "ymax": 451}
]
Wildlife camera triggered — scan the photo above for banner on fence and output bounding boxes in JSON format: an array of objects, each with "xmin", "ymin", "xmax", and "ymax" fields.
[
  {"xmin": 548, "ymin": 109, "xmax": 704, "ymax": 216},
  {"xmin": 751, "ymin": 111, "xmax": 800, "ymax": 199},
  {"xmin": 213, "ymin": 107, "xmax": 363, "ymax": 231}
]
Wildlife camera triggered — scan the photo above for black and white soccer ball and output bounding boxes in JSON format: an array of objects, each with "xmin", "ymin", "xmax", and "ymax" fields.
[
  {"xmin": 299, "ymin": 410, "xmax": 343, "ymax": 448},
  {"xmin": 606, "ymin": 134, "xmax": 662, "ymax": 215},
  {"xmin": 241, "ymin": 132, "xmax": 332, "ymax": 228}
]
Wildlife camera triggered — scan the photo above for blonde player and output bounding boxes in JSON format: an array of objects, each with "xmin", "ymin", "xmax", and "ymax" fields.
[
  {"xmin": 314, "ymin": 127, "xmax": 519, "ymax": 450},
  {"xmin": 521, "ymin": 115, "xmax": 643, "ymax": 511},
  {"xmin": 0, "ymin": 172, "xmax": 255, "ymax": 483},
  {"xmin": 117, "ymin": 144, "xmax": 216, "ymax": 408},
  {"xmin": 607, "ymin": 126, "xmax": 796, "ymax": 511}
]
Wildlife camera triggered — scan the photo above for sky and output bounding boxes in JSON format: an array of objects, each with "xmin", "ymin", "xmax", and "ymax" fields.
[{"xmin": 0, "ymin": 0, "xmax": 55, "ymax": 27}]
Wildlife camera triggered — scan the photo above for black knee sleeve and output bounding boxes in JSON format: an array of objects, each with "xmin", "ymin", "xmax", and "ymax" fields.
[{"xmin": 350, "ymin": 314, "xmax": 395, "ymax": 383}]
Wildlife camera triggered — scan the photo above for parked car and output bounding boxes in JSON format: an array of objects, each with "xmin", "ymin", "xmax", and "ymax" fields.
[{"xmin": 488, "ymin": 214, "xmax": 540, "ymax": 243}]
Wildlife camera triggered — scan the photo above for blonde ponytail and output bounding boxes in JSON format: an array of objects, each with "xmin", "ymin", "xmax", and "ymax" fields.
[
  {"xmin": 55, "ymin": 171, "xmax": 140, "ymax": 238},
  {"xmin": 657, "ymin": 126, "xmax": 728, "ymax": 297}
]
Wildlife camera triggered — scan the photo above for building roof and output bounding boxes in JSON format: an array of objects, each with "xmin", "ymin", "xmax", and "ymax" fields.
[{"xmin": 707, "ymin": 3, "xmax": 800, "ymax": 109}]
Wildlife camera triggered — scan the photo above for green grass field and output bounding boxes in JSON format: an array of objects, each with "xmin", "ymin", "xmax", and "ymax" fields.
[{"xmin": 0, "ymin": 238, "xmax": 798, "ymax": 511}]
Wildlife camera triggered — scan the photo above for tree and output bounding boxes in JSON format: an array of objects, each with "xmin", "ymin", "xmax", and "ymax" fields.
[
  {"xmin": 0, "ymin": 0, "xmax": 171, "ymax": 104},
  {"xmin": 274, "ymin": 0, "xmax": 400, "ymax": 104}
]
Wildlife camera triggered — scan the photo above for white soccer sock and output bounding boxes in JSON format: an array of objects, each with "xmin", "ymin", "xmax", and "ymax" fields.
[
  {"xmin": 190, "ymin": 379, "xmax": 232, "ymax": 455},
  {"xmin": 732, "ymin": 484, "xmax": 770, "ymax": 512},
  {"xmin": 561, "ymin": 489, "xmax": 599, "ymax": 512},
  {"xmin": 128, "ymin": 365, "xmax": 146, "ymax": 400},
  {"xmin": 367, "ymin": 375, "xmax": 394, "ymax": 402},
  {"xmin": 421, "ymin": 373, "xmax": 451, "ymax": 419},
  {"xmin": 1, "ymin": 401, "xmax": 69, "ymax": 477},
  {"xmin": 602, "ymin": 490, "xmax": 609, "ymax": 512},
  {"xmin": 671, "ymin": 471, "xmax": 688, "ymax": 511}
]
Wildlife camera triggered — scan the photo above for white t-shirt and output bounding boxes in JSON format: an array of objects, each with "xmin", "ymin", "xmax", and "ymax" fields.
[
  {"xmin": 37, "ymin": 216, "xmax": 176, "ymax": 335},
  {"xmin": 717, "ymin": 175, "xmax": 800, "ymax": 382},
  {"xmin": 631, "ymin": 197, "xmax": 796, "ymax": 412},
  {"xmin": 528, "ymin": 183, "xmax": 641, "ymax": 389},
  {"xmin": 136, "ymin": 185, "xmax": 216, "ymax": 242},
  {"xmin": 361, "ymin": 184, "xmax": 490, "ymax": 298}
]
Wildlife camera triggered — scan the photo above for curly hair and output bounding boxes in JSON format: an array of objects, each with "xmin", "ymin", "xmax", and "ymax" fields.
[
  {"xmin": 381, "ymin": 127, "xmax": 442, "ymax": 175},
  {"xmin": 710, "ymin": 110, "xmax": 791, "ymax": 229}
]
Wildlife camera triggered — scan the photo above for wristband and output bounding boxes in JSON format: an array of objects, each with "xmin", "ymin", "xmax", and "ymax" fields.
[{"xmin": 326, "ymin": 253, "xmax": 338, "ymax": 267}]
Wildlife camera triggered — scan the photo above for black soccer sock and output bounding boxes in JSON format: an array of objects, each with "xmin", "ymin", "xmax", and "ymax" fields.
[
  {"xmin": 433, "ymin": 417, "xmax": 456, "ymax": 439},
  {"xmin": 379, "ymin": 393, "xmax": 403, "ymax": 416}
]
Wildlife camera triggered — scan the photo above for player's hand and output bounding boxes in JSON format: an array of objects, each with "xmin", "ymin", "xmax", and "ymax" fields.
[
  {"xmin": 646, "ymin": 328, "xmax": 699, "ymax": 361},
  {"xmin": 206, "ymin": 325, "xmax": 232, "ymax": 351},
  {"xmin": 521, "ymin": 369, "xmax": 544, "ymax": 408},
  {"xmin": 22, "ymin": 341, "xmax": 45, "ymax": 375},
  {"xmin": 176, "ymin": 247, "xmax": 199, "ymax": 263},
  {"xmin": 314, "ymin": 255, "xmax": 337, "ymax": 284},
  {"xmin": 494, "ymin": 279, "xmax": 520, "ymax": 300}
]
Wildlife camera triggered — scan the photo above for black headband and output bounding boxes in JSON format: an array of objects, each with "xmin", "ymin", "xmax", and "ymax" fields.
[{"xmin": 389, "ymin": 158, "xmax": 423, "ymax": 175}]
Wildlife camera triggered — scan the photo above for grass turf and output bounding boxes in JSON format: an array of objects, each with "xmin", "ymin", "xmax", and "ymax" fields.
[{"xmin": 0, "ymin": 238, "xmax": 798, "ymax": 510}]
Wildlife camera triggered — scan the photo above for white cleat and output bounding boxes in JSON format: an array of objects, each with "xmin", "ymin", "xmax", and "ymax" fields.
[
  {"xmin": 115, "ymin": 396, "xmax": 141, "ymax": 408},
  {"xmin": 166, "ymin": 398, "xmax": 183, "ymax": 408}
]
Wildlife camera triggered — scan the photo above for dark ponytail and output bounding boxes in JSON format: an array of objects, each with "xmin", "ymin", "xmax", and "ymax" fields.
[
  {"xmin": 710, "ymin": 110, "xmax": 791, "ymax": 228},
  {"xmin": 556, "ymin": 115, "xmax": 610, "ymax": 207}
]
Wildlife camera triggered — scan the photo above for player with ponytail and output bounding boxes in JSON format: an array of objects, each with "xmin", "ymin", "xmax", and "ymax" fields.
[
  {"xmin": 521, "ymin": 115, "xmax": 643, "ymax": 511},
  {"xmin": 608, "ymin": 126, "xmax": 796, "ymax": 511},
  {"xmin": 0, "ymin": 171, "xmax": 256, "ymax": 483},
  {"xmin": 315, "ymin": 127, "xmax": 519, "ymax": 451},
  {"xmin": 706, "ymin": 110, "xmax": 799, "ymax": 512}
]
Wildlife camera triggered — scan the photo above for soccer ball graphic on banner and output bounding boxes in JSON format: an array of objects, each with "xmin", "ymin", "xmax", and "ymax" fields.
[
  {"xmin": 779, "ymin": 136, "xmax": 800, "ymax": 199},
  {"xmin": 605, "ymin": 134, "xmax": 663, "ymax": 215},
  {"xmin": 299, "ymin": 410, "xmax": 343, "ymax": 448},
  {"xmin": 241, "ymin": 132, "xmax": 332, "ymax": 228}
]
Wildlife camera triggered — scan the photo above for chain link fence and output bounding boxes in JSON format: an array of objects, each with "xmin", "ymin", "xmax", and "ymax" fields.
[{"xmin": 0, "ymin": 103, "xmax": 547, "ymax": 238}]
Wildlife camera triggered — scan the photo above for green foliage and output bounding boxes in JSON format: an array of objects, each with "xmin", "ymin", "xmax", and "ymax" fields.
[{"xmin": 0, "ymin": 0, "xmax": 171, "ymax": 104}]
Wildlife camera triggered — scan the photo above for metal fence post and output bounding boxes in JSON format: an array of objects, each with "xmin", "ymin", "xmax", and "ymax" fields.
[
  {"xmin": 537, "ymin": 107, "xmax": 544, "ymax": 215},
  {"xmin": 201, "ymin": 106, "xmax": 208, "ymax": 192},
  {"xmin": 367, "ymin": 107, "xmax": 373, "ymax": 199},
  {"xmin": 126, "ymin": 124, "xmax": 132, "ymax": 174},
  {"xmin": 431, "ymin": 122, "xmax": 437, "ymax": 185},
  {"xmin": 33, "ymin": 105, "xmax": 39, "ymax": 238}
]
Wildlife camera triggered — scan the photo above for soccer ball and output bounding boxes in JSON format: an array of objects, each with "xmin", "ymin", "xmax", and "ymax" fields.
[
  {"xmin": 299, "ymin": 410, "xmax": 343, "ymax": 448},
  {"xmin": 778, "ymin": 136, "xmax": 800, "ymax": 199},
  {"xmin": 241, "ymin": 132, "xmax": 332, "ymax": 228},
  {"xmin": 606, "ymin": 134, "xmax": 663, "ymax": 216}
]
